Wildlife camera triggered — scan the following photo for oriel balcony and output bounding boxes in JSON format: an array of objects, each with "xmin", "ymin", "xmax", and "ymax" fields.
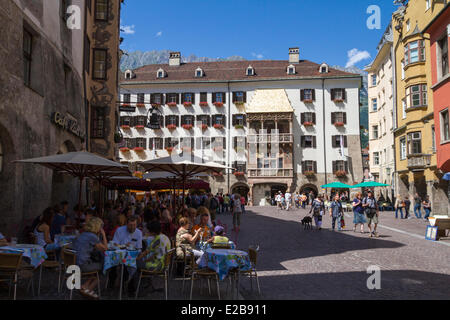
[
  {"xmin": 248, "ymin": 168, "xmax": 294, "ymax": 178},
  {"xmin": 247, "ymin": 133, "xmax": 293, "ymax": 144},
  {"xmin": 407, "ymin": 154, "xmax": 432, "ymax": 171}
]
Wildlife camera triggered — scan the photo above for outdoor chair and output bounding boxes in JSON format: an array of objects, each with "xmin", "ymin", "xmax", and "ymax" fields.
[
  {"xmin": 60, "ymin": 248, "xmax": 101, "ymax": 300},
  {"xmin": 0, "ymin": 252, "xmax": 23, "ymax": 300},
  {"xmin": 38, "ymin": 249, "xmax": 61, "ymax": 296},
  {"xmin": 234, "ymin": 246, "xmax": 261, "ymax": 296},
  {"xmin": 135, "ymin": 248, "xmax": 175, "ymax": 300},
  {"xmin": 189, "ymin": 251, "xmax": 221, "ymax": 300}
]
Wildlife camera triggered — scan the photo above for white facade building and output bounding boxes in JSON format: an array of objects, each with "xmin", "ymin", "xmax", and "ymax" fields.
[{"xmin": 119, "ymin": 49, "xmax": 363, "ymax": 205}]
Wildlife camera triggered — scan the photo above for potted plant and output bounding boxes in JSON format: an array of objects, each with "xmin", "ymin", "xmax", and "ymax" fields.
[
  {"xmin": 335, "ymin": 170, "xmax": 347, "ymax": 178},
  {"xmin": 213, "ymin": 124, "xmax": 224, "ymax": 129},
  {"xmin": 165, "ymin": 147, "xmax": 174, "ymax": 153},
  {"xmin": 213, "ymin": 102, "xmax": 224, "ymax": 107},
  {"xmin": 199, "ymin": 101, "xmax": 209, "ymax": 107},
  {"xmin": 120, "ymin": 125, "xmax": 130, "ymax": 130},
  {"xmin": 133, "ymin": 147, "xmax": 144, "ymax": 152},
  {"xmin": 182, "ymin": 124, "xmax": 193, "ymax": 130},
  {"xmin": 233, "ymin": 171, "xmax": 245, "ymax": 176},
  {"xmin": 136, "ymin": 103, "xmax": 146, "ymax": 108},
  {"xmin": 304, "ymin": 171, "xmax": 315, "ymax": 178},
  {"xmin": 167, "ymin": 102, "xmax": 177, "ymax": 107},
  {"xmin": 303, "ymin": 121, "xmax": 314, "ymax": 127},
  {"xmin": 119, "ymin": 147, "xmax": 130, "ymax": 152},
  {"xmin": 334, "ymin": 121, "xmax": 345, "ymax": 127},
  {"xmin": 234, "ymin": 124, "xmax": 244, "ymax": 129},
  {"xmin": 183, "ymin": 102, "xmax": 193, "ymax": 107},
  {"xmin": 167, "ymin": 124, "xmax": 177, "ymax": 130},
  {"xmin": 135, "ymin": 125, "xmax": 145, "ymax": 129}
]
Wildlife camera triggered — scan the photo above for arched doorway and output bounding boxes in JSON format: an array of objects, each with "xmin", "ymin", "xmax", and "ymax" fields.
[
  {"xmin": 231, "ymin": 183, "xmax": 249, "ymax": 202},
  {"xmin": 299, "ymin": 184, "xmax": 318, "ymax": 197},
  {"xmin": 270, "ymin": 184, "xmax": 287, "ymax": 199},
  {"xmin": 51, "ymin": 140, "xmax": 78, "ymax": 206}
]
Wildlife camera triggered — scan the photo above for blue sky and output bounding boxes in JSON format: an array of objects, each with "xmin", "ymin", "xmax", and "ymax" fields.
[{"xmin": 120, "ymin": 0, "xmax": 399, "ymax": 69}]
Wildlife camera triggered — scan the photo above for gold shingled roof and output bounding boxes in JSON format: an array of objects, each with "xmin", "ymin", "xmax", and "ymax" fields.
[{"xmin": 245, "ymin": 89, "xmax": 294, "ymax": 113}]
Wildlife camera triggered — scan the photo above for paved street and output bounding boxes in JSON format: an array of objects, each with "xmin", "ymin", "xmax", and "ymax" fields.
[{"xmin": 2, "ymin": 205, "xmax": 449, "ymax": 300}]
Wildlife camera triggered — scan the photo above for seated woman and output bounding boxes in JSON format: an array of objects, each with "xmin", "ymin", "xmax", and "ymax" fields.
[
  {"xmin": 34, "ymin": 207, "xmax": 55, "ymax": 249},
  {"xmin": 175, "ymin": 217, "xmax": 203, "ymax": 263},
  {"xmin": 72, "ymin": 217, "xmax": 107, "ymax": 299},
  {"xmin": 207, "ymin": 226, "xmax": 229, "ymax": 245},
  {"xmin": 136, "ymin": 221, "xmax": 171, "ymax": 272},
  {"xmin": 191, "ymin": 213, "xmax": 212, "ymax": 241}
]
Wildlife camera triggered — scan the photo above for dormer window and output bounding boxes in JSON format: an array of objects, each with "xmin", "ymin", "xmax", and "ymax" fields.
[
  {"xmin": 246, "ymin": 66, "xmax": 255, "ymax": 76},
  {"xmin": 319, "ymin": 63, "xmax": 329, "ymax": 74},
  {"xmin": 124, "ymin": 70, "xmax": 134, "ymax": 79},
  {"xmin": 195, "ymin": 67, "xmax": 204, "ymax": 78},
  {"xmin": 287, "ymin": 65, "xmax": 296, "ymax": 75},
  {"xmin": 157, "ymin": 68, "xmax": 165, "ymax": 78}
]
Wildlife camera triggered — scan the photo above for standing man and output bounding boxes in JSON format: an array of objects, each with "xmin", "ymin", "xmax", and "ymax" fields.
[
  {"xmin": 413, "ymin": 193, "xmax": 422, "ymax": 219},
  {"xmin": 285, "ymin": 191, "xmax": 292, "ymax": 211},
  {"xmin": 362, "ymin": 191, "xmax": 379, "ymax": 238},
  {"xmin": 329, "ymin": 194, "xmax": 343, "ymax": 231}
]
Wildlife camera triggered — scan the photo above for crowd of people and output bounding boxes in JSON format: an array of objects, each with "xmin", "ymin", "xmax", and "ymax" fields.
[{"xmin": 6, "ymin": 191, "xmax": 247, "ymax": 299}]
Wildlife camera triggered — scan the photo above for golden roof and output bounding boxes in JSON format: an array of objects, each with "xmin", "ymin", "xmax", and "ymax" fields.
[{"xmin": 245, "ymin": 89, "xmax": 294, "ymax": 113}]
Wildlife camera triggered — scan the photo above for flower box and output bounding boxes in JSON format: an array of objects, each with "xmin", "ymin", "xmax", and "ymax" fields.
[
  {"xmin": 151, "ymin": 103, "xmax": 161, "ymax": 108},
  {"xmin": 199, "ymin": 102, "xmax": 209, "ymax": 107},
  {"xmin": 234, "ymin": 124, "xmax": 244, "ymax": 129},
  {"xmin": 120, "ymin": 147, "xmax": 130, "ymax": 152},
  {"xmin": 303, "ymin": 99, "xmax": 313, "ymax": 103},
  {"xmin": 167, "ymin": 124, "xmax": 177, "ymax": 130},
  {"xmin": 333, "ymin": 99, "xmax": 344, "ymax": 103},
  {"xmin": 121, "ymin": 104, "xmax": 131, "ymax": 108},
  {"xmin": 133, "ymin": 147, "xmax": 144, "ymax": 152},
  {"xmin": 303, "ymin": 121, "xmax": 314, "ymax": 127},
  {"xmin": 233, "ymin": 171, "xmax": 245, "ymax": 177},
  {"xmin": 135, "ymin": 125, "xmax": 145, "ymax": 129},
  {"xmin": 183, "ymin": 102, "xmax": 193, "ymax": 107},
  {"xmin": 234, "ymin": 101, "xmax": 245, "ymax": 106},
  {"xmin": 213, "ymin": 124, "xmax": 224, "ymax": 129},
  {"xmin": 335, "ymin": 170, "xmax": 347, "ymax": 178},
  {"xmin": 165, "ymin": 147, "xmax": 174, "ymax": 153},
  {"xmin": 213, "ymin": 102, "xmax": 224, "ymax": 107},
  {"xmin": 120, "ymin": 125, "xmax": 130, "ymax": 130},
  {"xmin": 304, "ymin": 171, "xmax": 316, "ymax": 177},
  {"xmin": 334, "ymin": 122, "xmax": 345, "ymax": 127},
  {"xmin": 182, "ymin": 124, "xmax": 193, "ymax": 130},
  {"xmin": 201, "ymin": 124, "xmax": 208, "ymax": 130},
  {"xmin": 167, "ymin": 102, "xmax": 177, "ymax": 107},
  {"xmin": 136, "ymin": 103, "xmax": 146, "ymax": 108}
]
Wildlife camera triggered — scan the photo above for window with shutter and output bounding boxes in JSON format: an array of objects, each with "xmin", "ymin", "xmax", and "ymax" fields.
[{"xmin": 200, "ymin": 92, "xmax": 207, "ymax": 103}]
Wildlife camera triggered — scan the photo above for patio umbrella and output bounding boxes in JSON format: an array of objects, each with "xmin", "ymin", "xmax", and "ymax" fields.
[
  {"xmin": 15, "ymin": 151, "xmax": 130, "ymax": 215},
  {"xmin": 320, "ymin": 182, "xmax": 352, "ymax": 189},
  {"xmin": 352, "ymin": 181, "xmax": 390, "ymax": 188}
]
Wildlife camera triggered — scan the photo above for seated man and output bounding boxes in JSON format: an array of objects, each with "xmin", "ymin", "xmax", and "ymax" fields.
[
  {"xmin": 111, "ymin": 215, "xmax": 143, "ymax": 295},
  {"xmin": 191, "ymin": 213, "xmax": 211, "ymax": 241}
]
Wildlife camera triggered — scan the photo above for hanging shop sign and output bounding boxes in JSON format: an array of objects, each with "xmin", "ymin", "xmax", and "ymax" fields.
[{"xmin": 51, "ymin": 112, "xmax": 85, "ymax": 140}]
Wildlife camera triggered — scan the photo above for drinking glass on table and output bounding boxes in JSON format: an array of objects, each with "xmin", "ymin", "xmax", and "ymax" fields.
[{"xmin": 11, "ymin": 237, "xmax": 17, "ymax": 246}]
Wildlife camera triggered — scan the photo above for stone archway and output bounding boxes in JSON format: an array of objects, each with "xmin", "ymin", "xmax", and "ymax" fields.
[
  {"xmin": 51, "ymin": 140, "xmax": 78, "ymax": 206},
  {"xmin": 299, "ymin": 184, "xmax": 318, "ymax": 197},
  {"xmin": 231, "ymin": 182, "xmax": 250, "ymax": 202}
]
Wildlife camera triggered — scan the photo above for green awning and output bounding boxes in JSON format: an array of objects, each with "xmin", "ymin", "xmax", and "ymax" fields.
[
  {"xmin": 352, "ymin": 181, "xmax": 390, "ymax": 188},
  {"xmin": 320, "ymin": 182, "xmax": 352, "ymax": 189}
]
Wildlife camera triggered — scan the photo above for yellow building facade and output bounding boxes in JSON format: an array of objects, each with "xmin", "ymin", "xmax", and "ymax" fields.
[{"xmin": 392, "ymin": 0, "xmax": 448, "ymax": 215}]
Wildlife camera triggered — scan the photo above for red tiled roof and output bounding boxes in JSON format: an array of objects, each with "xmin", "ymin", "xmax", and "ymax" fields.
[{"xmin": 120, "ymin": 60, "xmax": 359, "ymax": 84}]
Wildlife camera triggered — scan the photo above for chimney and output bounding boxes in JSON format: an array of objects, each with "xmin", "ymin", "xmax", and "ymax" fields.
[
  {"xmin": 289, "ymin": 47, "xmax": 299, "ymax": 64},
  {"xmin": 169, "ymin": 51, "xmax": 181, "ymax": 66}
]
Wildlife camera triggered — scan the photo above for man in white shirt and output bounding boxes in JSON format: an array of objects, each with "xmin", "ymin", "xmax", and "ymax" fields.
[
  {"xmin": 275, "ymin": 192, "xmax": 282, "ymax": 209},
  {"xmin": 111, "ymin": 215, "xmax": 142, "ymax": 295},
  {"xmin": 285, "ymin": 192, "xmax": 292, "ymax": 211}
]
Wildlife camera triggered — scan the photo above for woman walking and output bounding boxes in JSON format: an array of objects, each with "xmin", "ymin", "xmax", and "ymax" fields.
[
  {"xmin": 352, "ymin": 192, "xmax": 366, "ymax": 233},
  {"xmin": 232, "ymin": 194, "xmax": 242, "ymax": 232},
  {"xmin": 309, "ymin": 195, "xmax": 325, "ymax": 230}
]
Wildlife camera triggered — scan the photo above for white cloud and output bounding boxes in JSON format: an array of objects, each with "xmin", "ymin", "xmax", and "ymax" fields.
[
  {"xmin": 345, "ymin": 48, "xmax": 371, "ymax": 68},
  {"xmin": 251, "ymin": 52, "xmax": 264, "ymax": 59},
  {"xmin": 121, "ymin": 25, "xmax": 135, "ymax": 35},
  {"xmin": 156, "ymin": 31, "xmax": 163, "ymax": 37}
]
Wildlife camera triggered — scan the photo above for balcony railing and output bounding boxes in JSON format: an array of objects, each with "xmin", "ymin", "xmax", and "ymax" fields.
[
  {"xmin": 248, "ymin": 168, "xmax": 294, "ymax": 177},
  {"xmin": 407, "ymin": 154, "xmax": 432, "ymax": 170},
  {"xmin": 247, "ymin": 134, "xmax": 293, "ymax": 144}
]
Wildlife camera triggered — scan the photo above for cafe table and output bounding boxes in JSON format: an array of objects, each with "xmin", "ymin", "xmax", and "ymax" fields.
[
  {"xmin": 198, "ymin": 248, "xmax": 251, "ymax": 281},
  {"xmin": 103, "ymin": 247, "xmax": 140, "ymax": 300},
  {"xmin": 0, "ymin": 244, "xmax": 48, "ymax": 268},
  {"xmin": 196, "ymin": 241, "xmax": 236, "ymax": 251}
]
